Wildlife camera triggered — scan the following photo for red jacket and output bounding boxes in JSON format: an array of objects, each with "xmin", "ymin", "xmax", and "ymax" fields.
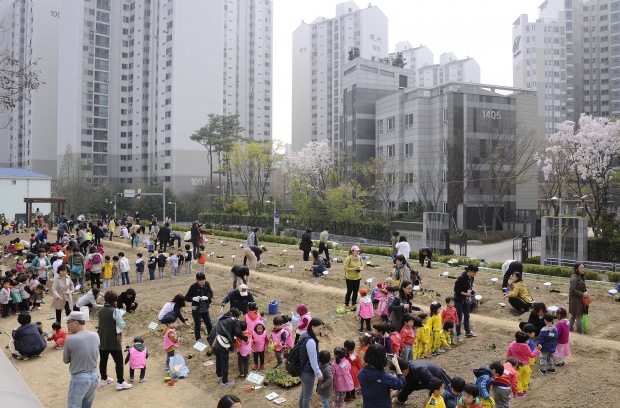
[
  {"xmin": 493, "ymin": 362, "xmax": 518, "ymax": 397},
  {"xmin": 506, "ymin": 341, "xmax": 540, "ymax": 365},
  {"xmin": 441, "ymin": 306, "xmax": 459, "ymax": 325},
  {"xmin": 390, "ymin": 332, "xmax": 402, "ymax": 355},
  {"xmin": 345, "ymin": 350, "xmax": 362, "ymax": 388},
  {"xmin": 400, "ymin": 325, "xmax": 415, "ymax": 346}
]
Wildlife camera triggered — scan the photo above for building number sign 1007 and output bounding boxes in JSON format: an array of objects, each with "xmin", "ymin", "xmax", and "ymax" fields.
[
  {"xmin": 481, "ymin": 110, "xmax": 501, "ymax": 120},
  {"xmin": 50, "ymin": 11, "xmax": 60, "ymax": 18}
]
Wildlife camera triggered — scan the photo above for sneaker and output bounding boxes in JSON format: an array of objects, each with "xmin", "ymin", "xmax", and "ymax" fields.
[
  {"xmin": 466, "ymin": 332, "xmax": 477, "ymax": 338},
  {"xmin": 548, "ymin": 368, "xmax": 556, "ymax": 374},
  {"xmin": 516, "ymin": 392, "xmax": 527, "ymax": 398},
  {"xmin": 139, "ymin": 378, "xmax": 147, "ymax": 383},
  {"xmin": 356, "ymin": 329, "xmax": 364, "ymax": 334},
  {"xmin": 221, "ymin": 381, "xmax": 235, "ymax": 389},
  {"xmin": 457, "ymin": 335, "xmax": 464, "ymax": 342},
  {"xmin": 349, "ymin": 306, "xmax": 357, "ymax": 312},
  {"xmin": 252, "ymin": 364, "xmax": 258, "ymax": 370},
  {"xmin": 344, "ymin": 397, "xmax": 351, "ymax": 402},
  {"xmin": 436, "ymin": 349, "xmax": 446, "ymax": 353},
  {"xmin": 129, "ymin": 377, "xmax": 134, "ymax": 382},
  {"xmin": 216, "ymin": 376, "xmax": 222, "ymax": 383},
  {"xmin": 260, "ymin": 364, "xmax": 265, "ymax": 370},
  {"xmin": 555, "ymin": 362, "xmax": 565, "ymax": 367},
  {"xmin": 237, "ymin": 374, "xmax": 246, "ymax": 379},
  {"xmin": 101, "ymin": 377, "xmax": 115, "ymax": 387},
  {"xmin": 539, "ymin": 369, "xmax": 546, "ymax": 375},
  {"xmin": 116, "ymin": 381, "xmax": 132, "ymax": 391},
  {"xmin": 36, "ymin": 307, "xmax": 41, "ymax": 310}
]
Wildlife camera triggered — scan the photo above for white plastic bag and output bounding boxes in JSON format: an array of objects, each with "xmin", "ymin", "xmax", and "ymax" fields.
[
  {"xmin": 80, "ymin": 306, "xmax": 90, "ymax": 321},
  {"xmin": 167, "ymin": 355, "xmax": 189, "ymax": 378}
]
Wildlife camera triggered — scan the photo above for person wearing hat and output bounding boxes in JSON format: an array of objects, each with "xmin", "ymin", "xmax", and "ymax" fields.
[
  {"xmin": 299, "ymin": 228, "xmax": 313, "ymax": 261},
  {"xmin": 220, "ymin": 284, "xmax": 255, "ymax": 315},
  {"xmin": 343, "ymin": 246, "xmax": 364, "ymax": 311},
  {"xmin": 191, "ymin": 221, "xmax": 202, "ymax": 258},
  {"xmin": 63, "ymin": 311, "xmax": 100, "ymax": 408}
]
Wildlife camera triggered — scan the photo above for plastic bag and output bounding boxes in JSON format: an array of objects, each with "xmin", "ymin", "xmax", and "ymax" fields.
[
  {"xmin": 582, "ymin": 314, "xmax": 589, "ymax": 333},
  {"xmin": 80, "ymin": 306, "xmax": 90, "ymax": 321},
  {"xmin": 167, "ymin": 355, "xmax": 189, "ymax": 378}
]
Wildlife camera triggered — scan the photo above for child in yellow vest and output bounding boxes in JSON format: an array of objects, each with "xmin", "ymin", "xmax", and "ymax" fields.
[{"xmin": 415, "ymin": 313, "xmax": 431, "ymax": 359}]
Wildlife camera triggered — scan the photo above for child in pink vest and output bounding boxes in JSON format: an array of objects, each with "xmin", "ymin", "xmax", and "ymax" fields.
[
  {"xmin": 295, "ymin": 304, "xmax": 311, "ymax": 344},
  {"xmin": 280, "ymin": 314, "xmax": 295, "ymax": 348},
  {"xmin": 356, "ymin": 288, "xmax": 374, "ymax": 334},
  {"xmin": 332, "ymin": 347, "xmax": 354, "ymax": 408},
  {"xmin": 236, "ymin": 321, "xmax": 252, "ymax": 378},
  {"xmin": 271, "ymin": 316, "xmax": 289, "ymax": 368},
  {"xmin": 125, "ymin": 336, "xmax": 148, "ymax": 382},
  {"xmin": 251, "ymin": 323, "xmax": 268, "ymax": 370},
  {"xmin": 162, "ymin": 315, "xmax": 179, "ymax": 370},
  {"xmin": 245, "ymin": 302, "xmax": 263, "ymax": 334}
]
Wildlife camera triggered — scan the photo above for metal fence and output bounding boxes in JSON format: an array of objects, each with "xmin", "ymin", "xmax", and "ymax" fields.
[
  {"xmin": 512, "ymin": 236, "xmax": 541, "ymax": 262},
  {"xmin": 448, "ymin": 231, "xmax": 468, "ymax": 256}
]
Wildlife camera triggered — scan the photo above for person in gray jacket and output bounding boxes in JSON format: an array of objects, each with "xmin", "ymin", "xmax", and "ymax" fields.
[{"xmin": 316, "ymin": 350, "xmax": 333, "ymax": 408}]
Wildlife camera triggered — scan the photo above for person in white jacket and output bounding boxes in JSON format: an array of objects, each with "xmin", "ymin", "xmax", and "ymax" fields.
[
  {"xmin": 118, "ymin": 252, "xmax": 131, "ymax": 285},
  {"xmin": 74, "ymin": 288, "xmax": 103, "ymax": 311}
]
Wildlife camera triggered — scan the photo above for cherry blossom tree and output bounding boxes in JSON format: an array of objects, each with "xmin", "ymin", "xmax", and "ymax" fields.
[{"xmin": 285, "ymin": 140, "xmax": 333, "ymax": 199}]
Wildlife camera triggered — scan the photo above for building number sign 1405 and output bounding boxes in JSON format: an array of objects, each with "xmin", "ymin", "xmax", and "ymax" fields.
[{"xmin": 481, "ymin": 110, "xmax": 501, "ymax": 120}]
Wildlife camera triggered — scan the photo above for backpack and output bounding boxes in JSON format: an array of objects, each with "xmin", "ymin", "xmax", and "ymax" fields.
[
  {"xmin": 92, "ymin": 253, "xmax": 102, "ymax": 264},
  {"xmin": 10, "ymin": 289, "xmax": 22, "ymax": 304},
  {"xmin": 285, "ymin": 336, "xmax": 311, "ymax": 377},
  {"xmin": 323, "ymin": 258, "xmax": 331, "ymax": 269}
]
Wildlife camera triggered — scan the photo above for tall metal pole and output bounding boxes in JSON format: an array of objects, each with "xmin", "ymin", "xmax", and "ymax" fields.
[
  {"xmin": 273, "ymin": 200, "xmax": 276, "ymax": 233},
  {"xmin": 558, "ymin": 197, "xmax": 562, "ymax": 267},
  {"xmin": 162, "ymin": 181, "xmax": 166, "ymax": 223}
]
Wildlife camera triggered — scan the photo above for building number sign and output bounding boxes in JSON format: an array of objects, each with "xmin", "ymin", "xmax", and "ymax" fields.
[
  {"xmin": 481, "ymin": 110, "xmax": 501, "ymax": 120},
  {"xmin": 50, "ymin": 10, "xmax": 60, "ymax": 18}
]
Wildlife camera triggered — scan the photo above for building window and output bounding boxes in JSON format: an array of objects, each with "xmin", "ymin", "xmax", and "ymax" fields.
[
  {"xmin": 404, "ymin": 113, "xmax": 413, "ymax": 129},
  {"xmin": 387, "ymin": 145, "xmax": 395, "ymax": 157},
  {"xmin": 404, "ymin": 143, "xmax": 413, "ymax": 158},
  {"xmin": 405, "ymin": 172, "xmax": 414, "ymax": 184},
  {"xmin": 387, "ymin": 117, "xmax": 395, "ymax": 131}
]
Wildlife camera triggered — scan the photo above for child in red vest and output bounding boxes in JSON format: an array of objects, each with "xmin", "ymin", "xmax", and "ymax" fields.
[
  {"xmin": 344, "ymin": 339, "xmax": 362, "ymax": 399},
  {"xmin": 125, "ymin": 336, "xmax": 149, "ymax": 382}
]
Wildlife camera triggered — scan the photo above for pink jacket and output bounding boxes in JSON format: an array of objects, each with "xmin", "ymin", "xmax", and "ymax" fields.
[
  {"xmin": 506, "ymin": 341, "xmax": 540, "ymax": 365},
  {"xmin": 297, "ymin": 313, "xmax": 311, "ymax": 333},
  {"xmin": 282, "ymin": 323, "xmax": 295, "ymax": 348},
  {"xmin": 245, "ymin": 311, "xmax": 263, "ymax": 334},
  {"xmin": 357, "ymin": 296, "xmax": 374, "ymax": 319},
  {"xmin": 332, "ymin": 358, "xmax": 354, "ymax": 393},
  {"xmin": 556, "ymin": 319, "xmax": 570, "ymax": 345},
  {"xmin": 238, "ymin": 331, "xmax": 252, "ymax": 357},
  {"xmin": 128, "ymin": 347, "xmax": 148, "ymax": 369},
  {"xmin": 271, "ymin": 328, "xmax": 288, "ymax": 351},
  {"xmin": 162, "ymin": 328, "xmax": 179, "ymax": 350},
  {"xmin": 251, "ymin": 331, "xmax": 268, "ymax": 352}
]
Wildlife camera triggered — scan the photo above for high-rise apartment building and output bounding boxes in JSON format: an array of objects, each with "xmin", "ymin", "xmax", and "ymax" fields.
[
  {"xmin": 53, "ymin": 0, "xmax": 272, "ymax": 193},
  {"xmin": 2, "ymin": 0, "xmax": 61, "ymax": 176},
  {"xmin": 291, "ymin": 1, "xmax": 388, "ymax": 152}
]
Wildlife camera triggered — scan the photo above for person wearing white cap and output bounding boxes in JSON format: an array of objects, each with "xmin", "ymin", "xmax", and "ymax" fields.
[
  {"xmin": 219, "ymin": 284, "xmax": 255, "ymax": 315},
  {"xmin": 63, "ymin": 311, "xmax": 100, "ymax": 408}
]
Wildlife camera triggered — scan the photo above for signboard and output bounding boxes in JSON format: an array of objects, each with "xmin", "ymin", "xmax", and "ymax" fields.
[
  {"xmin": 274, "ymin": 212, "xmax": 280, "ymax": 219},
  {"xmin": 275, "ymin": 218, "xmax": 280, "ymax": 225},
  {"xmin": 123, "ymin": 189, "xmax": 136, "ymax": 198},
  {"xmin": 246, "ymin": 372, "xmax": 265, "ymax": 386}
]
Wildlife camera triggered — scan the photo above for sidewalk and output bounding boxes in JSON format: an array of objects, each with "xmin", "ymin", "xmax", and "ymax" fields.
[{"xmin": 466, "ymin": 239, "xmax": 515, "ymax": 263}]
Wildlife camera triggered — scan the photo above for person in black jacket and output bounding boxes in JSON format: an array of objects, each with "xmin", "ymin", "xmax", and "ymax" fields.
[
  {"xmin": 191, "ymin": 221, "xmax": 201, "ymax": 258},
  {"xmin": 300, "ymin": 229, "xmax": 313, "ymax": 261},
  {"xmin": 12, "ymin": 313, "xmax": 46, "ymax": 359},
  {"xmin": 502, "ymin": 261, "xmax": 523, "ymax": 289},
  {"xmin": 389, "ymin": 359, "xmax": 452, "ymax": 404},
  {"xmin": 184, "ymin": 273, "xmax": 214, "ymax": 341},
  {"xmin": 207, "ymin": 308, "xmax": 248, "ymax": 388},
  {"xmin": 157, "ymin": 222, "xmax": 171, "ymax": 252},
  {"xmin": 117, "ymin": 288, "xmax": 138, "ymax": 312},
  {"xmin": 219, "ymin": 284, "xmax": 255, "ymax": 315},
  {"xmin": 453, "ymin": 265, "xmax": 478, "ymax": 342},
  {"xmin": 388, "ymin": 282, "xmax": 423, "ymax": 331},
  {"xmin": 419, "ymin": 247, "xmax": 433, "ymax": 268}
]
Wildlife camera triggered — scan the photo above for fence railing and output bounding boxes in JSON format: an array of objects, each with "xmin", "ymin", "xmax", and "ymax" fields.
[{"xmin": 512, "ymin": 237, "xmax": 541, "ymax": 262}]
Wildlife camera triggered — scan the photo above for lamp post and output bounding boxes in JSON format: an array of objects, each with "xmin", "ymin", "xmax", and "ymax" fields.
[
  {"xmin": 106, "ymin": 197, "xmax": 117, "ymax": 219},
  {"xmin": 168, "ymin": 202, "xmax": 176, "ymax": 224},
  {"xmin": 266, "ymin": 200, "xmax": 276, "ymax": 233},
  {"xmin": 217, "ymin": 186, "xmax": 225, "ymax": 213},
  {"xmin": 551, "ymin": 196, "xmax": 562, "ymax": 267},
  {"xmin": 578, "ymin": 194, "xmax": 589, "ymax": 219}
]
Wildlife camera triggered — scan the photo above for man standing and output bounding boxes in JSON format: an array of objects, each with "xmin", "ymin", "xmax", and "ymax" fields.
[
  {"xmin": 63, "ymin": 311, "xmax": 100, "ymax": 408},
  {"xmin": 243, "ymin": 228, "xmax": 260, "ymax": 270},
  {"xmin": 318, "ymin": 227, "xmax": 330, "ymax": 263},
  {"xmin": 157, "ymin": 222, "xmax": 171, "ymax": 252},
  {"xmin": 134, "ymin": 210, "xmax": 140, "ymax": 225},
  {"xmin": 191, "ymin": 221, "xmax": 201, "ymax": 258},
  {"xmin": 100, "ymin": 207, "xmax": 107, "ymax": 224}
]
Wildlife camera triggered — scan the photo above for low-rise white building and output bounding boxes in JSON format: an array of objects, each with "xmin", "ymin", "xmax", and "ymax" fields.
[{"xmin": 0, "ymin": 168, "xmax": 51, "ymax": 221}]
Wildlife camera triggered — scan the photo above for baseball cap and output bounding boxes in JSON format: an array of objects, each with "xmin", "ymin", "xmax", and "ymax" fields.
[
  {"xmin": 57, "ymin": 251, "xmax": 65, "ymax": 257},
  {"xmin": 238, "ymin": 284, "xmax": 249, "ymax": 296},
  {"xmin": 64, "ymin": 311, "xmax": 87, "ymax": 321},
  {"xmin": 359, "ymin": 288, "xmax": 368, "ymax": 295},
  {"xmin": 351, "ymin": 245, "xmax": 361, "ymax": 251}
]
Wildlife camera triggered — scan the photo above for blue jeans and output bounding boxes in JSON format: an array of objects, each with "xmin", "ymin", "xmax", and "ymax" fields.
[
  {"xmin": 121, "ymin": 272, "xmax": 130, "ymax": 285},
  {"xmin": 312, "ymin": 266, "xmax": 325, "ymax": 277},
  {"xmin": 67, "ymin": 370, "xmax": 99, "ymax": 408},
  {"xmin": 192, "ymin": 309, "xmax": 213, "ymax": 341},
  {"xmin": 320, "ymin": 395, "xmax": 330, "ymax": 408},
  {"xmin": 299, "ymin": 370, "xmax": 315, "ymax": 408},
  {"xmin": 454, "ymin": 301, "xmax": 471, "ymax": 337},
  {"xmin": 149, "ymin": 269, "xmax": 155, "ymax": 280}
]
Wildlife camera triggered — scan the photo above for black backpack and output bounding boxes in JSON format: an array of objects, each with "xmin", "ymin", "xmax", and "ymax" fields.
[{"xmin": 285, "ymin": 336, "xmax": 310, "ymax": 377}]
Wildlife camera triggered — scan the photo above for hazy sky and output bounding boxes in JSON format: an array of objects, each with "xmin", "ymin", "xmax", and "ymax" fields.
[{"xmin": 272, "ymin": 0, "xmax": 544, "ymax": 145}]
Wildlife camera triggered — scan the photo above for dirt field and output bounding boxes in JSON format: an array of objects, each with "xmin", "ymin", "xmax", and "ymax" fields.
[{"xmin": 1, "ymin": 231, "xmax": 619, "ymax": 408}]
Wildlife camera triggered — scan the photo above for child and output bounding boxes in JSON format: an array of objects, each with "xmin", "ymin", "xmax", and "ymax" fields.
[
  {"xmin": 101, "ymin": 255, "xmax": 112, "ymax": 289},
  {"xmin": 251, "ymin": 323, "xmax": 268, "ymax": 370},
  {"xmin": 343, "ymin": 339, "xmax": 361, "ymax": 398},
  {"xmin": 425, "ymin": 377, "xmax": 446, "ymax": 408},
  {"xmin": 356, "ymin": 288, "xmax": 374, "ymax": 334},
  {"xmin": 372, "ymin": 322, "xmax": 392, "ymax": 354},
  {"xmin": 197, "ymin": 245, "xmax": 207, "ymax": 274},
  {"xmin": 31, "ymin": 284, "xmax": 45, "ymax": 310},
  {"xmin": 332, "ymin": 347, "xmax": 354, "ymax": 408},
  {"xmin": 506, "ymin": 331, "xmax": 541, "ymax": 397},
  {"xmin": 271, "ymin": 317, "xmax": 289, "ymax": 368},
  {"xmin": 96, "ymin": 244, "xmax": 105, "ymax": 255},
  {"xmin": 245, "ymin": 302, "xmax": 263, "ymax": 334},
  {"xmin": 443, "ymin": 377, "xmax": 466, "ymax": 408},
  {"xmin": 15, "ymin": 259, "xmax": 25, "ymax": 274},
  {"xmin": 118, "ymin": 252, "xmax": 130, "ymax": 285},
  {"xmin": 317, "ymin": 350, "xmax": 333, "ymax": 408},
  {"xmin": 376, "ymin": 286, "xmax": 391, "ymax": 323},
  {"xmin": 357, "ymin": 333, "xmax": 373, "ymax": 363},
  {"xmin": 1, "ymin": 280, "xmax": 10, "ymax": 318},
  {"xmin": 125, "ymin": 336, "xmax": 148, "ymax": 383},
  {"xmin": 537, "ymin": 313, "xmax": 558, "ymax": 375},
  {"xmin": 112, "ymin": 256, "xmax": 121, "ymax": 287},
  {"xmin": 388, "ymin": 323, "xmax": 401, "ymax": 357},
  {"xmin": 157, "ymin": 250, "xmax": 167, "ymax": 279},
  {"xmin": 17, "ymin": 274, "xmax": 32, "ymax": 312},
  {"xmin": 46, "ymin": 321, "xmax": 67, "ymax": 350},
  {"xmin": 472, "ymin": 366, "xmax": 495, "ymax": 408},
  {"xmin": 280, "ymin": 314, "xmax": 295, "ymax": 349},
  {"xmin": 520, "ymin": 323, "xmax": 538, "ymax": 369},
  {"xmin": 162, "ymin": 315, "xmax": 179, "ymax": 370},
  {"xmin": 147, "ymin": 249, "xmax": 156, "ymax": 281},
  {"xmin": 456, "ymin": 384, "xmax": 483, "ymax": 408},
  {"xmin": 442, "ymin": 296, "xmax": 459, "ymax": 344},
  {"xmin": 176, "ymin": 249, "xmax": 184, "ymax": 276},
  {"xmin": 295, "ymin": 303, "xmax": 311, "ymax": 344},
  {"xmin": 440, "ymin": 321, "xmax": 454, "ymax": 351},
  {"xmin": 429, "ymin": 301, "xmax": 444, "ymax": 356},
  {"xmin": 554, "ymin": 308, "xmax": 571, "ymax": 366},
  {"xmin": 184, "ymin": 244, "xmax": 193, "ymax": 275},
  {"xmin": 135, "ymin": 253, "xmax": 145, "ymax": 283},
  {"xmin": 489, "ymin": 359, "xmax": 518, "ymax": 408},
  {"xmin": 415, "ymin": 313, "xmax": 431, "ymax": 360},
  {"xmin": 168, "ymin": 252, "xmax": 180, "ymax": 278},
  {"xmin": 400, "ymin": 314, "xmax": 417, "ymax": 361},
  {"xmin": 236, "ymin": 321, "xmax": 251, "ymax": 378}
]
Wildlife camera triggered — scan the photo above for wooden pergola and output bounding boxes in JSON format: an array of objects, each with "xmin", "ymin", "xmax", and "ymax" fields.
[{"xmin": 24, "ymin": 198, "xmax": 67, "ymax": 224}]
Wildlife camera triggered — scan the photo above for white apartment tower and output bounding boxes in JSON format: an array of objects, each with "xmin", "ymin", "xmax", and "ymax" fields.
[
  {"xmin": 56, "ymin": 0, "xmax": 273, "ymax": 192},
  {"xmin": 291, "ymin": 1, "xmax": 388, "ymax": 152},
  {"xmin": 2, "ymin": 0, "xmax": 61, "ymax": 177}
]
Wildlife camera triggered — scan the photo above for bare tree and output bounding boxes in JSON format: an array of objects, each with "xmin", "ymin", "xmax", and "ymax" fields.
[
  {"xmin": 360, "ymin": 156, "xmax": 409, "ymax": 220},
  {"xmin": 54, "ymin": 145, "xmax": 94, "ymax": 215}
]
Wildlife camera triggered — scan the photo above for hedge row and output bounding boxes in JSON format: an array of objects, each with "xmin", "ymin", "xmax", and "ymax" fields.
[
  {"xmin": 486, "ymin": 261, "xmax": 601, "ymax": 281},
  {"xmin": 607, "ymin": 272, "xmax": 620, "ymax": 283},
  {"xmin": 356, "ymin": 246, "xmax": 481, "ymax": 267},
  {"xmin": 201, "ymin": 229, "xmax": 298, "ymax": 246}
]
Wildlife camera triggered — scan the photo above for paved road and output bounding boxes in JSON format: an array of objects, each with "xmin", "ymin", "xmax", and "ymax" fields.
[{"xmin": 467, "ymin": 239, "xmax": 515, "ymax": 263}]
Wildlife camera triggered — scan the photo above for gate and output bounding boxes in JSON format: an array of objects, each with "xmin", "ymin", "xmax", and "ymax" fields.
[
  {"xmin": 447, "ymin": 231, "xmax": 467, "ymax": 257},
  {"xmin": 512, "ymin": 236, "xmax": 541, "ymax": 262}
]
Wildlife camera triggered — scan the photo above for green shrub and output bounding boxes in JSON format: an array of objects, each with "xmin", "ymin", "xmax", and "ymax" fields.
[
  {"xmin": 202, "ymin": 229, "xmax": 298, "ymax": 246},
  {"xmin": 605, "ymin": 272, "xmax": 620, "ymax": 283},
  {"xmin": 487, "ymin": 262, "xmax": 503, "ymax": 270},
  {"xmin": 485, "ymin": 261, "xmax": 601, "ymax": 280},
  {"xmin": 523, "ymin": 256, "xmax": 541, "ymax": 265},
  {"xmin": 358, "ymin": 246, "xmax": 393, "ymax": 257}
]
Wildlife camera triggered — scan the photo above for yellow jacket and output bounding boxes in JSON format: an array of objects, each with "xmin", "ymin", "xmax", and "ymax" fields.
[
  {"xmin": 102, "ymin": 262, "xmax": 113, "ymax": 279},
  {"xmin": 507, "ymin": 281, "xmax": 533, "ymax": 303},
  {"xmin": 343, "ymin": 256, "xmax": 363, "ymax": 280}
]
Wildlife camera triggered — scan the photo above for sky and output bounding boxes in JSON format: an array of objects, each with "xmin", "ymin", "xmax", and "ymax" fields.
[{"xmin": 272, "ymin": 0, "xmax": 544, "ymax": 145}]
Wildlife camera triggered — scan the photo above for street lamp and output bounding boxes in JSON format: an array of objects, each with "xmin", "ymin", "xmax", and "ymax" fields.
[
  {"xmin": 266, "ymin": 200, "xmax": 277, "ymax": 233},
  {"xmin": 168, "ymin": 202, "xmax": 176, "ymax": 224},
  {"xmin": 106, "ymin": 197, "xmax": 117, "ymax": 219},
  {"xmin": 577, "ymin": 194, "xmax": 589, "ymax": 219},
  {"xmin": 551, "ymin": 196, "xmax": 562, "ymax": 267}
]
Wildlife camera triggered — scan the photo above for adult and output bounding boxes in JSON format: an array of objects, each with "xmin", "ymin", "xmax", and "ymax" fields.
[
  {"xmin": 86, "ymin": 246, "xmax": 102, "ymax": 289},
  {"xmin": 395, "ymin": 236, "xmax": 411, "ymax": 259},
  {"xmin": 69, "ymin": 246, "xmax": 85, "ymax": 292},
  {"xmin": 157, "ymin": 222, "xmax": 171, "ymax": 252},
  {"xmin": 207, "ymin": 308, "xmax": 248, "ymax": 389},
  {"xmin": 318, "ymin": 227, "xmax": 330, "ymax": 262},
  {"xmin": 343, "ymin": 246, "xmax": 364, "ymax": 310},
  {"xmin": 358, "ymin": 344, "xmax": 406, "ymax": 407},
  {"xmin": 191, "ymin": 221, "xmax": 201, "ymax": 258},
  {"xmin": 117, "ymin": 288, "xmax": 138, "ymax": 312},
  {"xmin": 390, "ymin": 359, "xmax": 452, "ymax": 404},
  {"xmin": 12, "ymin": 312, "xmax": 46, "ymax": 360},
  {"xmin": 569, "ymin": 262, "xmax": 590, "ymax": 334},
  {"xmin": 90, "ymin": 222, "xmax": 103, "ymax": 247},
  {"xmin": 149, "ymin": 214, "xmax": 158, "ymax": 233},
  {"xmin": 504, "ymin": 272, "xmax": 533, "ymax": 314},
  {"xmin": 76, "ymin": 227, "xmax": 90, "ymax": 255},
  {"xmin": 311, "ymin": 250, "xmax": 325, "ymax": 278},
  {"xmin": 230, "ymin": 265, "xmax": 250, "ymax": 289},
  {"xmin": 52, "ymin": 252, "xmax": 64, "ymax": 278},
  {"xmin": 169, "ymin": 232, "xmax": 182, "ymax": 249},
  {"xmin": 501, "ymin": 260, "xmax": 523, "ymax": 289},
  {"xmin": 158, "ymin": 294, "xmax": 191, "ymax": 326},
  {"xmin": 243, "ymin": 227, "xmax": 260, "ymax": 270},
  {"xmin": 299, "ymin": 229, "xmax": 313, "ymax": 262},
  {"xmin": 391, "ymin": 254, "xmax": 412, "ymax": 287},
  {"xmin": 298, "ymin": 318, "xmax": 324, "ymax": 408},
  {"xmin": 134, "ymin": 210, "xmax": 140, "ymax": 226},
  {"xmin": 217, "ymin": 395, "xmax": 242, "ymax": 408},
  {"xmin": 59, "ymin": 212, "xmax": 67, "ymax": 224},
  {"xmin": 391, "ymin": 231, "xmax": 400, "ymax": 261},
  {"xmin": 108, "ymin": 217, "xmax": 116, "ymax": 241},
  {"xmin": 185, "ymin": 273, "xmax": 214, "ymax": 341},
  {"xmin": 101, "ymin": 207, "xmax": 107, "ymax": 224},
  {"xmin": 389, "ymin": 281, "xmax": 423, "ymax": 330},
  {"xmin": 243, "ymin": 245, "xmax": 266, "ymax": 270},
  {"xmin": 129, "ymin": 224, "xmax": 144, "ymax": 248},
  {"xmin": 63, "ymin": 311, "xmax": 100, "ymax": 408},
  {"xmin": 52, "ymin": 264, "xmax": 74, "ymax": 323},
  {"xmin": 219, "ymin": 284, "xmax": 255, "ymax": 315},
  {"xmin": 74, "ymin": 288, "xmax": 103, "ymax": 311},
  {"xmin": 453, "ymin": 264, "xmax": 479, "ymax": 341},
  {"xmin": 527, "ymin": 302, "xmax": 547, "ymax": 336},
  {"xmin": 98, "ymin": 290, "xmax": 132, "ymax": 390},
  {"xmin": 126, "ymin": 214, "xmax": 134, "ymax": 229},
  {"xmin": 418, "ymin": 247, "xmax": 432, "ymax": 268},
  {"xmin": 57, "ymin": 220, "xmax": 68, "ymax": 244}
]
